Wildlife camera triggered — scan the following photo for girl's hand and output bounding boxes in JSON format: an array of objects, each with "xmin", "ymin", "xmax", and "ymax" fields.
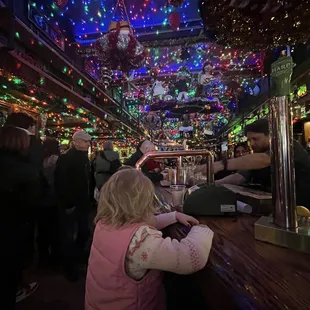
[{"xmin": 176, "ymin": 212, "xmax": 199, "ymax": 227}]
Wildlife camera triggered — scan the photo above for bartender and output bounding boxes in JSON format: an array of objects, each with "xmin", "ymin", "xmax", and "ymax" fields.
[{"xmin": 197, "ymin": 119, "xmax": 310, "ymax": 209}]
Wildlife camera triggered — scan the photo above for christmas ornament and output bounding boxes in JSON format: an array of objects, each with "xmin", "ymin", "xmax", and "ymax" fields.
[
  {"xmin": 169, "ymin": 12, "xmax": 181, "ymax": 31},
  {"xmin": 100, "ymin": 67, "xmax": 112, "ymax": 88},
  {"xmin": 142, "ymin": 112, "xmax": 162, "ymax": 130},
  {"xmin": 138, "ymin": 89, "xmax": 146, "ymax": 102},
  {"xmin": 95, "ymin": 20, "xmax": 146, "ymax": 72},
  {"xmin": 150, "ymin": 67, "xmax": 160, "ymax": 78},
  {"xmin": 168, "ymin": 0, "xmax": 184, "ymax": 8},
  {"xmin": 55, "ymin": 0, "xmax": 68, "ymax": 8}
]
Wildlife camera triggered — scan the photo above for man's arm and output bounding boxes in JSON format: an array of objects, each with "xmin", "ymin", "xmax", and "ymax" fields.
[
  {"xmin": 215, "ymin": 173, "xmax": 246, "ymax": 185},
  {"xmin": 196, "ymin": 153, "xmax": 271, "ymax": 174},
  {"xmin": 218, "ymin": 153, "xmax": 271, "ymax": 172}
]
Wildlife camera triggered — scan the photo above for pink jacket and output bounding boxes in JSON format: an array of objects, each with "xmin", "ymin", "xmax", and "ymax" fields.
[{"xmin": 85, "ymin": 221, "xmax": 166, "ymax": 310}]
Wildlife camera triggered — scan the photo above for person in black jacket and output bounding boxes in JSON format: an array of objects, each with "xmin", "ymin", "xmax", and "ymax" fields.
[
  {"xmin": 0, "ymin": 126, "xmax": 41, "ymax": 309},
  {"xmin": 125, "ymin": 140, "xmax": 163, "ymax": 183},
  {"xmin": 5, "ymin": 112, "xmax": 44, "ymax": 168},
  {"xmin": 5, "ymin": 112, "xmax": 47, "ymax": 266},
  {"xmin": 54, "ymin": 130, "xmax": 94, "ymax": 281}
]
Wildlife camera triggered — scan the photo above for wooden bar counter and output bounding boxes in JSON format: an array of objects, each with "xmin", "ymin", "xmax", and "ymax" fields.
[{"xmin": 155, "ymin": 186, "xmax": 310, "ymax": 310}]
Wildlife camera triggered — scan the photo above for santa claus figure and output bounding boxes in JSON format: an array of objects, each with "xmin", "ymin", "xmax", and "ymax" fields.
[{"xmin": 95, "ymin": 21, "xmax": 146, "ymax": 72}]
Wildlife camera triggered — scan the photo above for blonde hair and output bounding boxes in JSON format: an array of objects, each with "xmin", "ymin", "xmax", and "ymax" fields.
[{"xmin": 95, "ymin": 168, "xmax": 155, "ymax": 227}]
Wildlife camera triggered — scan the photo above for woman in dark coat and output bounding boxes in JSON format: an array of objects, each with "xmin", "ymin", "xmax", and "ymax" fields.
[{"xmin": 0, "ymin": 126, "xmax": 41, "ymax": 309}]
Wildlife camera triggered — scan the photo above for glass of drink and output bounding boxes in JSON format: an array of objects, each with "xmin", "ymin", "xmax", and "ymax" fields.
[{"xmin": 170, "ymin": 185, "xmax": 186, "ymax": 211}]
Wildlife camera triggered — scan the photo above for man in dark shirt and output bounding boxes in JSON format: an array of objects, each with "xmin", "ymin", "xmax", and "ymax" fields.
[
  {"xmin": 197, "ymin": 119, "xmax": 310, "ymax": 209},
  {"xmin": 55, "ymin": 130, "xmax": 93, "ymax": 281}
]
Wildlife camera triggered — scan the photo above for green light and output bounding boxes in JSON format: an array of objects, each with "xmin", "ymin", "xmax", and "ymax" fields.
[
  {"xmin": 40, "ymin": 77, "xmax": 45, "ymax": 85},
  {"xmin": 2, "ymin": 85, "xmax": 7, "ymax": 89},
  {"xmin": 78, "ymin": 79, "xmax": 83, "ymax": 86},
  {"xmin": 13, "ymin": 78, "xmax": 22, "ymax": 85},
  {"xmin": 63, "ymin": 67, "xmax": 67, "ymax": 73},
  {"xmin": 92, "ymin": 87, "xmax": 95, "ymax": 92},
  {"xmin": 15, "ymin": 32, "xmax": 20, "ymax": 39}
]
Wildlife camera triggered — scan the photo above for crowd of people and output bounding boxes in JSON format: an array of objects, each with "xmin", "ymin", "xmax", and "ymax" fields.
[
  {"xmin": 5, "ymin": 111, "xmax": 308, "ymax": 310},
  {"xmin": 2, "ymin": 112, "xmax": 214, "ymax": 310}
]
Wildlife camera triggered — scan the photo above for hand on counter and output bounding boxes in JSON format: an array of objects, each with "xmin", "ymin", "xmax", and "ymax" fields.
[{"xmin": 176, "ymin": 212, "xmax": 199, "ymax": 227}]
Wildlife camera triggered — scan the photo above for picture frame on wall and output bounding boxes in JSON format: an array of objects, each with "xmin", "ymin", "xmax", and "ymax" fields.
[{"xmin": 121, "ymin": 149, "xmax": 128, "ymax": 158}]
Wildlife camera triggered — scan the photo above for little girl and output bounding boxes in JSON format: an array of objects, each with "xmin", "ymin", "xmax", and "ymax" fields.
[{"xmin": 85, "ymin": 168, "xmax": 214, "ymax": 310}]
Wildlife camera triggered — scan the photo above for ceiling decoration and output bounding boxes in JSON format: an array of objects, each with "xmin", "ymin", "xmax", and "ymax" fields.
[
  {"xmin": 200, "ymin": 0, "xmax": 310, "ymax": 49},
  {"xmin": 30, "ymin": 0, "xmax": 268, "ymax": 145}
]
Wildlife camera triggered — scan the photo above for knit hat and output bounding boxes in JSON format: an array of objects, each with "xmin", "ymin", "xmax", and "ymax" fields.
[{"xmin": 72, "ymin": 130, "xmax": 92, "ymax": 141}]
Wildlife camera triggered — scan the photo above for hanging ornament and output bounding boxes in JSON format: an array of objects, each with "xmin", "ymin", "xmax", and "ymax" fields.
[
  {"xmin": 138, "ymin": 89, "xmax": 146, "ymax": 102},
  {"xmin": 40, "ymin": 113, "xmax": 48, "ymax": 139},
  {"xmin": 142, "ymin": 112, "xmax": 162, "ymax": 130},
  {"xmin": 55, "ymin": 0, "xmax": 68, "ymax": 8},
  {"xmin": 100, "ymin": 67, "xmax": 112, "ymax": 88},
  {"xmin": 169, "ymin": 12, "xmax": 181, "ymax": 31},
  {"xmin": 95, "ymin": 19, "xmax": 146, "ymax": 72},
  {"xmin": 168, "ymin": 0, "xmax": 184, "ymax": 8},
  {"xmin": 150, "ymin": 67, "xmax": 160, "ymax": 78}
]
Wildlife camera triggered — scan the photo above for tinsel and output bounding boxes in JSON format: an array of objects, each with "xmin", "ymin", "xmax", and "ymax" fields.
[
  {"xmin": 78, "ymin": 36, "xmax": 205, "ymax": 57},
  {"xmin": 95, "ymin": 22, "xmax": 146, "ymax": 72},
  {"xmin": 149, "ymin": 97, "xmax": 223, "ymax": 114},
  {"xmin": 40, "ymin": 113, "xmax": 48, "ymax": 139},
  {"xmin": 200, "ymin": 0, "xmax": 310, "ymax": 49},
  {"xmin": 101, "ymin": 67, "xmax": 112, "ymax": 88},
  {"xmin": 142, "ymin": 35, "xmax": 205, "ymax": 48}
]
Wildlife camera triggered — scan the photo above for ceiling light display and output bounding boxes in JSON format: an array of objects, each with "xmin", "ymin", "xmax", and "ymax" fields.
[{"xmin": 200, "ymin": 0, "xmax": 310, "ymax": 49}]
